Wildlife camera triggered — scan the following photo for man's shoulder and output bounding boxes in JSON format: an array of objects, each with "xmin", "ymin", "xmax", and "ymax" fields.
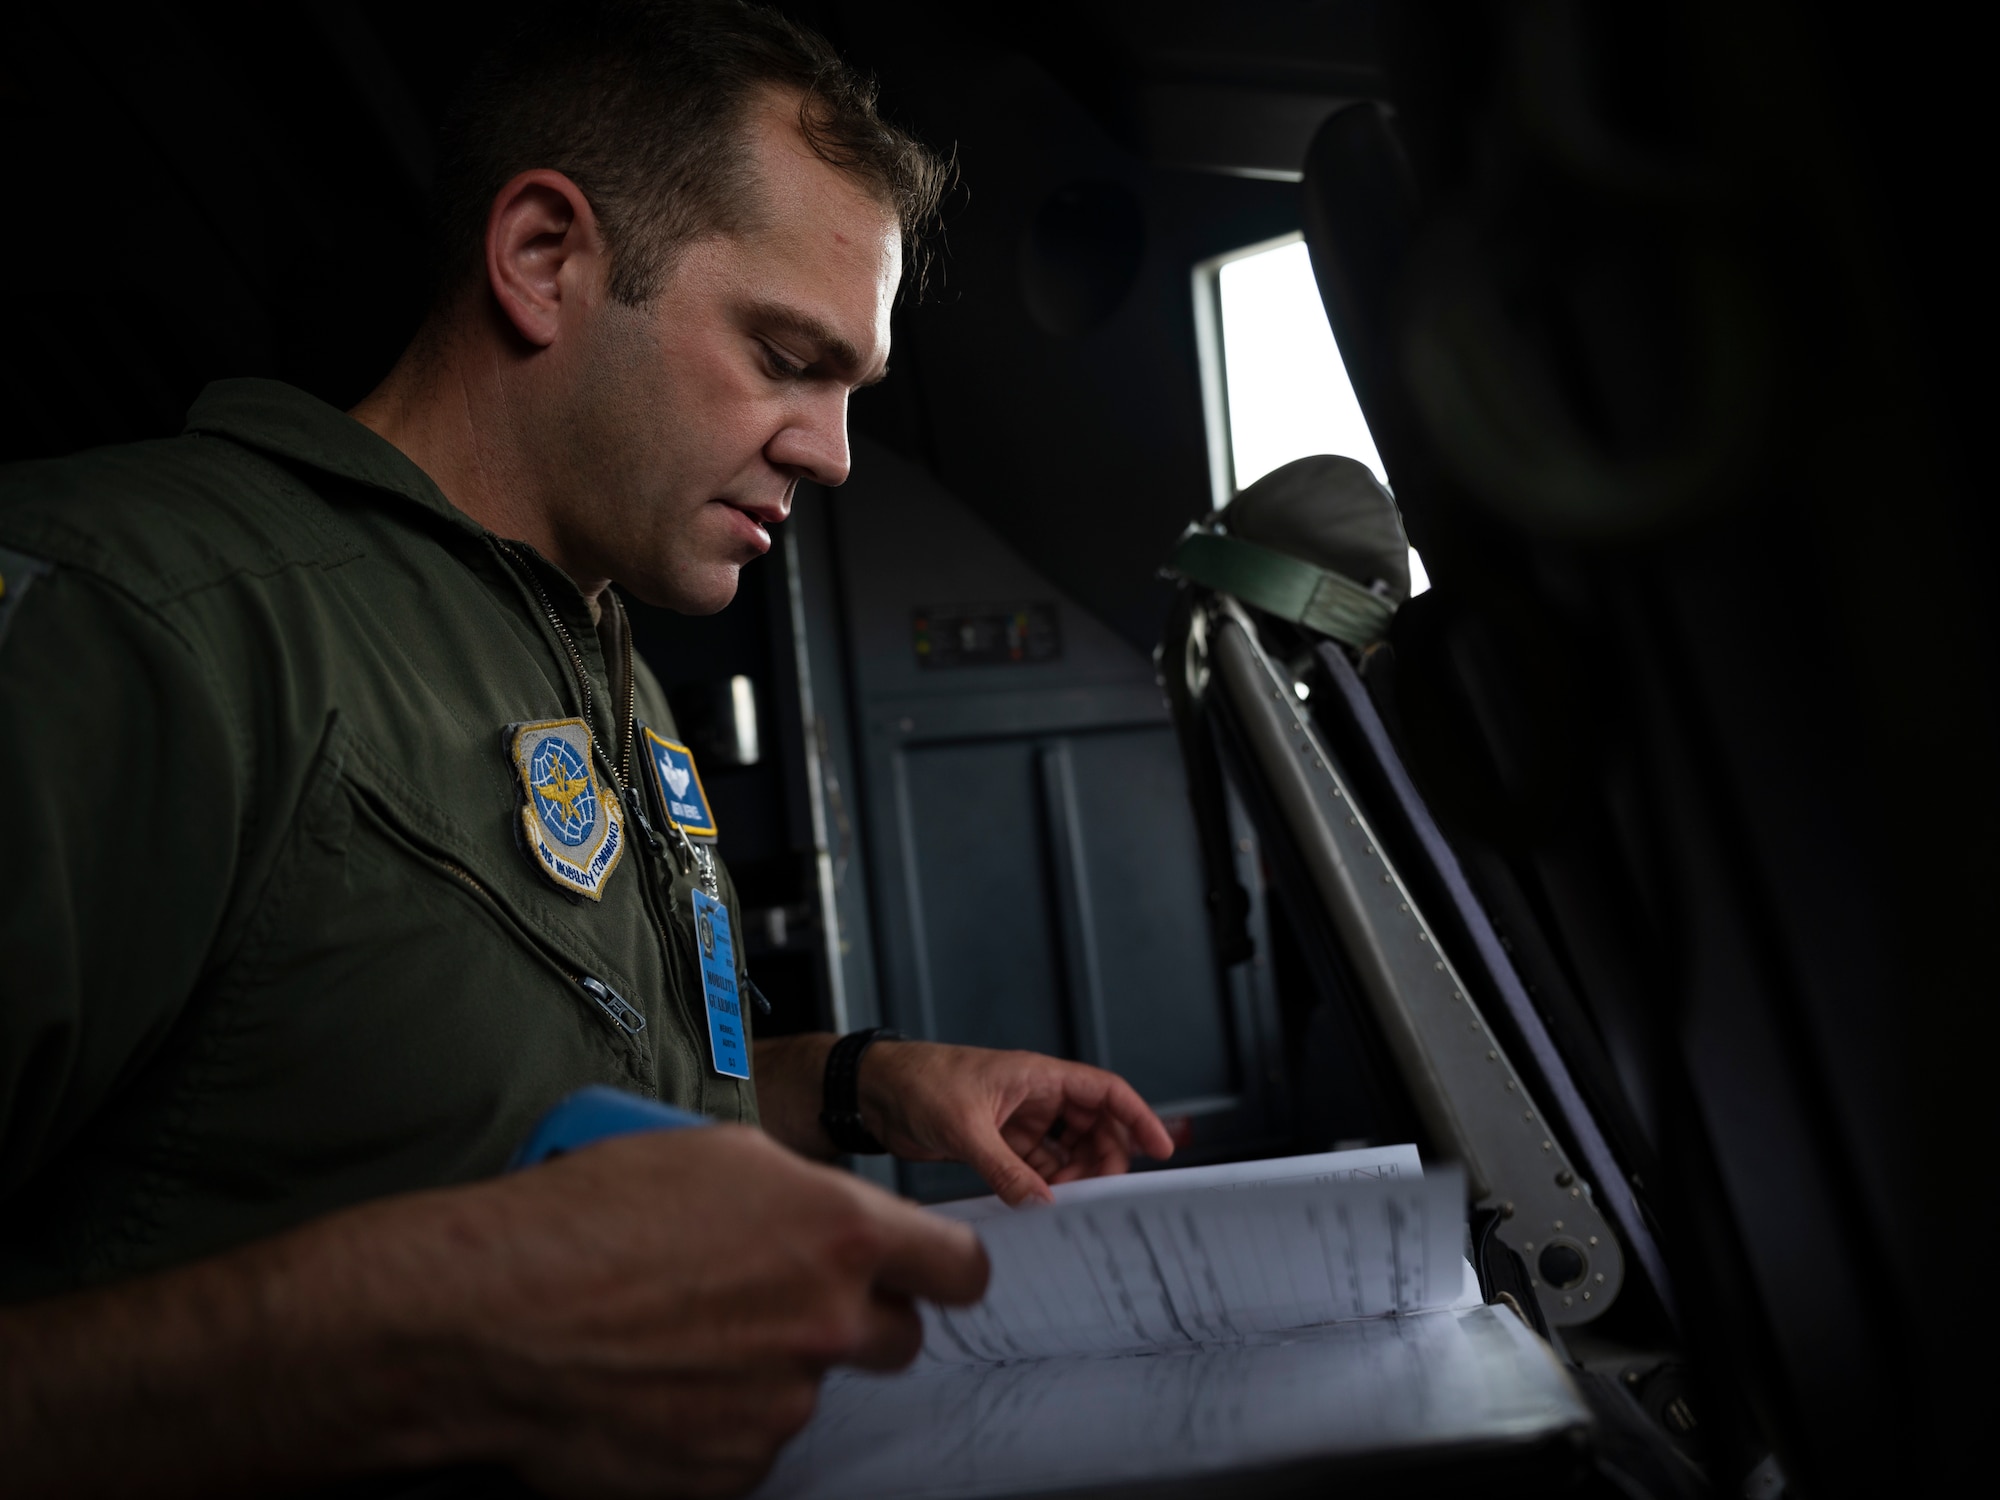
[{"xmin": 0, "ymin": 430, "xmax": 365, "ymax": 611}]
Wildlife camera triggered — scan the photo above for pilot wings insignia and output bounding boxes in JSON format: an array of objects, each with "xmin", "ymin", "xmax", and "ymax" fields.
[{"xmin": 508, "ymin": 717, "xmax": 626, "ymax": 899}]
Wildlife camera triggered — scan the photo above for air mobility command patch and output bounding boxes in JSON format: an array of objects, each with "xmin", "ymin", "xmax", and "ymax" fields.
[
  {"xmin": 642, "ymin": 726, "xmax": 718, "ymax": 839},
  {"xmin": 509, "ymin": 717, "xmax": 626, "ymax": 900}
]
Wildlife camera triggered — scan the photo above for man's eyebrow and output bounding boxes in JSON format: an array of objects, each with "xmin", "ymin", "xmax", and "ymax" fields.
[{"xmin": 744, "ymin": 301, "xmax": 889, "ymax": 386}]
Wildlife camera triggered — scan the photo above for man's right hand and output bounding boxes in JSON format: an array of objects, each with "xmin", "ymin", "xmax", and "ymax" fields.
[{"xmin": 0, "ymin": 1125, "xmax": 988, "ymax": 1499}]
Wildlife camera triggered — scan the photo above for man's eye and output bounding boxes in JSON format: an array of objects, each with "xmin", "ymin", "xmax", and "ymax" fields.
[{"xmin": 760, "ymin": 342, "xmax": 807, "ymax": 379}]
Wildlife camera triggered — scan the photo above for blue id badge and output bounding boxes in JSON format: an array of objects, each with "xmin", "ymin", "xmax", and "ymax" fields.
[{"xmin": 691, "ymin": 889, "xmax": 750, "ymax": 1078}]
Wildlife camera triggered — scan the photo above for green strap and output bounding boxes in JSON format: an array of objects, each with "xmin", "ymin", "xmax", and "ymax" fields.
[{"xmin": 1168, "ymin": 530, "xmax": 1395, "ymax": 648}]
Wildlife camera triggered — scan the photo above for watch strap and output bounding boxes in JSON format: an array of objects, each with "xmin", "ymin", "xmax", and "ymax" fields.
[{"xmin": 820, "ymin": 1026, "xmax": 901, "ymax": 1155}]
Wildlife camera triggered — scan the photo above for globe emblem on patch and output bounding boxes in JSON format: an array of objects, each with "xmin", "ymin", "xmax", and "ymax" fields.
[{"xmin": 528, "ymin": 734, "xmax": 598, "ymax": 847}]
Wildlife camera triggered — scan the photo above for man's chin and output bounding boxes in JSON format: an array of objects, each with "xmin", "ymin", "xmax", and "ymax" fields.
[{"xmin": 620, "ymin": 563, "xmax": 741, "ymax": 616}]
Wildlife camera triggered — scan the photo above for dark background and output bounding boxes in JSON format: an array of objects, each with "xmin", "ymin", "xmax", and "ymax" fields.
[
  {"xmin": 0, "ymin": 0, "xmax": 1353, "ymax": 651},
  {"xmin": 7, "ymin": 0, "xmax": 1980, "ymax": 660}
]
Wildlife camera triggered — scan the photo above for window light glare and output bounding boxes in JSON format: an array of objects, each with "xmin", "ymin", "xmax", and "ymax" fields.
[{"xmin": 1215, "ymin": 238, "xmax": 1427, "ymax": 595}]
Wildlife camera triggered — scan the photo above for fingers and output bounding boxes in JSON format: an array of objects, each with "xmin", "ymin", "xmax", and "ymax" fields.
[
  {"xmin": 1046, "ymin": 1113, "xmax": 1131, "ymax": 1183},
  {"xmin": 960, "ymin": 1120, "xmax": 1056, "ymax": 1207},
  {"xmin": 1020, "ymin": 1132, "xmax": 1071, "ymax": 1179},
  {"xmin": 865, "ymin": 1191, "xmax": 991, "ymax": 1304},
  {"xmin": 846, "ymin": 1290, "xmax": 927, "ymax": 1372},
  {"xmin": 1069, "ymin": 1073, "xmax": 1176, "ymax": 1162},
  {"xmin": 1052, "ymin": 1137, "xmax": 1127, "ymax": 1184},
  {"xmin": 987, "ymin": 1063, "xmax": 1173, "ymax": 1193}
]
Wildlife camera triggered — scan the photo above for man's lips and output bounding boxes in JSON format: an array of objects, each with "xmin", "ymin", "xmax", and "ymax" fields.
[{"xmin": 715, "ymin": 498, "xmax": 786, "ymax": 555}]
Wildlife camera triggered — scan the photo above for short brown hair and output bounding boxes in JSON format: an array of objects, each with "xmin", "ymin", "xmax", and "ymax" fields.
[{"xmin": 434, "ymin": 0, "xmax": 948, "ymax": 304}]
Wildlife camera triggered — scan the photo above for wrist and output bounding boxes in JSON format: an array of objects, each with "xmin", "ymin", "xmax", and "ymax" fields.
[
  {"xmin": 752, "ymin": 1034, "xmax": 840, "ymax": 1158},
  {"xmin": 855, "ymin": 1034, "xmax": 919, "ymax": 1147},
  {"xmin": 820, "ymin": 1027, "xmax": 902, "ymax": 1155}
]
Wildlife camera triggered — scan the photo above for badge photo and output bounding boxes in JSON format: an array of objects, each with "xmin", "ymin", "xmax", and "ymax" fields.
[
  {"xmin": 642, "ymin": 726, "xmax": 718, "ymax": 839},
  {"xmin": 509, "ymin": 717, "xmax": 626, "ymax": 900}
]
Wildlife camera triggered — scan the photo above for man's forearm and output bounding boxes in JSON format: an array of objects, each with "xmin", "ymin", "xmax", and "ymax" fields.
[
  {"xmin": 0, "ymin": 1195, "xmax": 482, "ymax": 1497},
  {"xmin": 0, "ymin": 1126, "xmax": 990, "ymax": 1498},
  {"xmin": 753, "ymin": 1033, "xmax": 839, "ymax": 1159}
]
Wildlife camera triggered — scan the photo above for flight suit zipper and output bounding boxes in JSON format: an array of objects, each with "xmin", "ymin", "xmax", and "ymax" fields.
[
  {"xmin": 596, "ymin": 592, "xmax": 713, "ymax": 1052},
  {"xmin": 426, "ymin": 852, "xmax": 646, "ymax": 1038},
  {"xmin": 496, "ymin": 540, "xmax": 663, "ymax": 856},
  {"xmin": 488, "ymin": 540, "xmax": 716, "ymax": 1096}
]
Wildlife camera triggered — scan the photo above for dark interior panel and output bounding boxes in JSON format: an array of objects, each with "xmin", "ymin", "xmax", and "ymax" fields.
[{"xmin": 804, "ymin": 436, "xmax": 1284, "ymax": 1198}]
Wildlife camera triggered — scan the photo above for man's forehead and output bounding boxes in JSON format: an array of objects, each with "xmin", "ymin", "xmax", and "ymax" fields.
[
  {"xmin": 742, "ymin": 90, "xmax": 899, "ymax": 223},
  {"xmin": 717, "ymin": 96, "xmax": 901, "ymax": 379}
]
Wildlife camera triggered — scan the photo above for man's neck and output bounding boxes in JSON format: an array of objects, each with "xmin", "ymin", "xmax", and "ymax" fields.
[{"xmin": 350, "ymin": 325, "xmax": 610, "ymax": 603}]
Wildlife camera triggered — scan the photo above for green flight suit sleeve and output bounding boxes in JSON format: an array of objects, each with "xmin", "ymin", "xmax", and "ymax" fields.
[{"xmin": 0, "ymin": 563, "xmax": 242, "ymax": 1201}]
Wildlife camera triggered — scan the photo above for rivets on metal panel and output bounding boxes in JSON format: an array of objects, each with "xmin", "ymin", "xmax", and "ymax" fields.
[
  {"xmin": 1553, "ymin": 1220, "xmax": 1563, "ymax": 1230},
  {"xmin": 1486, "ymin": 1050, "xmax": 1497, "ymax": 1060},
  {"xmin": 1541, "ymin": 1140, "xmax": 1553, "ymax": 1151},
  {"xmin": 1596, "ymin": 1273, "xmax": 1606, "ymax": 1284},
  {"xmin": 1523, "ymin": 1111, "xmax": 1534, "ymax": 1122},
  {"xmin": 1500, "ymin": 1202, "xmax": 1515, "ymax": 1218},
  {"xmin": 1588, "ymin": 1236, "xmax": 1599, "ymax": 1247},
  {"xmin": 1505, "ymin": 1080, "xmax": 1517, "ymax": 1091},
  {"xmin": 1555, "ymin": 1170, "xmax": 1573, "ymax": 1186}
]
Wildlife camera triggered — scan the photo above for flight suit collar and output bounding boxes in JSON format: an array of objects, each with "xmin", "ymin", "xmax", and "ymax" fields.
[
  {"xmin": 181, "ymin": 377, "xmax": 484, "ymax": 538},
  {"xmin": 181, "ymin": 377, "xmax": 614, "ymax": 679},
  {"xmin": 185, "ymin": 377, "xmax": 621, "ymax": 692}
]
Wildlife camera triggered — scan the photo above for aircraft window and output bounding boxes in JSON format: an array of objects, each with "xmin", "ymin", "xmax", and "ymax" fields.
[{"xmin": 1194, "ymin": 234, "xmax": 1430, "ymax": 595}]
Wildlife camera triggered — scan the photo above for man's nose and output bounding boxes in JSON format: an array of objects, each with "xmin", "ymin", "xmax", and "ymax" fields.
[{"xmin": 769, "ymin": 390, "xmax": 852, "ymax": 488}]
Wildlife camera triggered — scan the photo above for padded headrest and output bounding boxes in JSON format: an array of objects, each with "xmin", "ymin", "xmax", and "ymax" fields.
[{"xmin": 1223, "ymin": 455, "xmax": 1411, "ymax": 604}]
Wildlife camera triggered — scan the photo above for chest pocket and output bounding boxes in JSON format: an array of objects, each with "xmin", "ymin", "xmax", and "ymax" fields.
[{"xmin": 164, "ymin": 712, "xmax": 660, "ymax": 1241}]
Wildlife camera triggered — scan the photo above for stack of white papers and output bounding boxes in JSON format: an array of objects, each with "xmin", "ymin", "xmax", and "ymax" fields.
[{"xmin": 754, "ymin": 1147, "xmax": 1589, "ymax": 1500}]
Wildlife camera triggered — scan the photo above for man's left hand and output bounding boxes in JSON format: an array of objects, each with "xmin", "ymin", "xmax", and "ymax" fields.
[{"xmin": 858, "ymin": 1040, "xmax": 1175, "ymax": 1206}]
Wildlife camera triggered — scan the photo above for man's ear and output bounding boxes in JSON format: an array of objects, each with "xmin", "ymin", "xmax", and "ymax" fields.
[{"xmin": 483, "ymin": 169, "xmax": 606, "ymax": 349}]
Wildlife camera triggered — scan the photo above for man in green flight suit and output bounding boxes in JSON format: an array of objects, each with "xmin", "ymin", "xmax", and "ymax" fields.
[{"xmin": 0, "ymin": 4, "xmax": 1174, "ymax": 1494}]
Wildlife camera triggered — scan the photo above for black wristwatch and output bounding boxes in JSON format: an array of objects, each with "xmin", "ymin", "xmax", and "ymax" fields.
[{"xmin": 820, "ymin": 1026, "xmax": 901, "ymax": 1155}]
